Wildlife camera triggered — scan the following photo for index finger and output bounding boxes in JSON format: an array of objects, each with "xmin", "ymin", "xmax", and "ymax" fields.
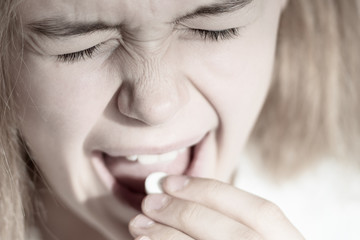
[{"xmin": 162, "ymin": 175, "xmax": 304, "ymax": 240}]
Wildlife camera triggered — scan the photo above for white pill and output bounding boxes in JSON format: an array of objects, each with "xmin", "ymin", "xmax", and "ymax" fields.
[{"xmin": 145, "ymin": 172, "xmax": 168, "ymax": 194}]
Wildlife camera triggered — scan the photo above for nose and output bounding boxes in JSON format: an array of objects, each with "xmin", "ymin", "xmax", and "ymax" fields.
[{"xmin": 117, "ymin": 57, "xmax": 188, "ymax": 126}]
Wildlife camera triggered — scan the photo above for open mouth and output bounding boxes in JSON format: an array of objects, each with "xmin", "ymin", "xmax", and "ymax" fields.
[{"xmin": 93, "ymin": 133, "xmax": 208, "ymax": 211}]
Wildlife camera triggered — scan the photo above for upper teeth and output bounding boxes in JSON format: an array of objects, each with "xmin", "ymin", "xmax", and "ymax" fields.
[{"xmin": 125, "ymin": 148, "xmax": 186, "ymax": 165}]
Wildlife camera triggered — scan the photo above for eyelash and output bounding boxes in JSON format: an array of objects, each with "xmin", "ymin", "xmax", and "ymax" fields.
[
  {"xmin": 56, "ymin": 28, "xmax": 240, "ymax": 63},
  {"xmin": 190, "ymin": 28, "xmax": 240, "ymax": 41},
  {"xmin": 57, "ymin": 45, "xmax": 100, "ymax": 63}
]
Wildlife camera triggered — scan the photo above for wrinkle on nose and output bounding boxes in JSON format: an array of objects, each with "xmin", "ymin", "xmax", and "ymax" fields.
[{"xmin": 117, "ymin": 57, "xmax": 187, "ymax": 126}]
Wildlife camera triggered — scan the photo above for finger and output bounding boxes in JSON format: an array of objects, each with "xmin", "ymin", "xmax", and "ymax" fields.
[
  {"xmin": 162, "ymin": 176, "xmax": 304, "ymax": 239},
  {"xmin": 141, "ymin": 194, "xmax": 262, "ymax": 240},
  {"xmin": 129, "ymin": 214, "xmax": 195, "ymax": 240}
]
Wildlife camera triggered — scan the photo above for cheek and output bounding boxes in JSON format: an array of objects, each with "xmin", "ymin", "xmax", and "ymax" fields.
[
  {"xmin": 174, "ymin": 6, "xmax": 281, "ymax": 168},
  {"xmin": 16, "ymin": 54, "xmax": 117, "ymax": 191},
  {"xmin": 15, "ymin": 55, "xmax": 120, "ymax": 208},
  {"xmin": 186, "ymin": 31, "xmax": 278, "ymax": 134},
  {"xmin": 17, "ymin": 55, "xmax": 115, "ymax": 144}
]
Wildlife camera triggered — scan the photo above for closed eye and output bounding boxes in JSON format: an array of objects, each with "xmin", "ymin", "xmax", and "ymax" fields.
[
  {"xmin": 56, "ymin": 44, "xmax": 101, "ymax": 63},
  {"xmin": 189, "ymin": 28, "xmax": 240, "ymax": 41},
  {"xmin": 56, "ymin": 27, "xmax": 240, "ymax": 64}
]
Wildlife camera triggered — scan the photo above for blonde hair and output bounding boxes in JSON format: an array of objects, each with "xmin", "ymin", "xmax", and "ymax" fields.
[
  {"xmin": 0, "ymin": 0, "xmax": 359, "ymax": 239},
  {"xmin": 0, "ymin": 0, "xmax": 34, "ymax": 239},
  {"xmin": 248, "ymin": 0, "xmax": 360, "ymax": 178}
]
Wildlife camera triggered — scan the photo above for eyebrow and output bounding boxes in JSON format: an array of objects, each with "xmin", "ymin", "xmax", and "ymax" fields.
[
  {"xmin": 175, "ymin": 0, "xmax": 254, "ymax": 22},
  {"xmin": 27, "ymin": 0, "xmax": 254, "ymax": 38}
]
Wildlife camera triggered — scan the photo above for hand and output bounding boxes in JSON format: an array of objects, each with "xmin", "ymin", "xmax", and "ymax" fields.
[{"xmin": 129, "ymin": 175, "xmax": 305, "ymax": 240}]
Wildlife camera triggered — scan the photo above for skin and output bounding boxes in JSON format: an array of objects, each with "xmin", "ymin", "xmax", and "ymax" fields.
[{"xmin": 16, "ymin": 0, "xmax": 303, "ymax": 239}]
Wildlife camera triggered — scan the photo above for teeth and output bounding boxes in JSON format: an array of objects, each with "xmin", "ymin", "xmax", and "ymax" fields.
[
  {"xmin": 158, "ymin": 151, "xmax": 178, "ymax": 162},
  {"xmin": 179, "ymin": 148, "xmax": 186, "ymax": 153},
  {"xmin": 138, "ymin": 155, "xmax": 160, "ymax": 165},
  {"xmin": 126, "ymin": 155, "xmax": 138, "ymax": 161},
  {"xmin": 126, "ymin": 149, "xmax": 184, "ymax": 165}
]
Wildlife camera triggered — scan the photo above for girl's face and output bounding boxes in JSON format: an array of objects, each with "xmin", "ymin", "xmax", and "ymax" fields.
[{"xmin": 17, "ymin": 0, "xmax": 286, "ymax": 238}]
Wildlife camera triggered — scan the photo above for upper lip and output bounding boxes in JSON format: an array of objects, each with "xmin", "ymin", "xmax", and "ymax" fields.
[{"xmin": 99, "ymin": 132, "xmax": 207, "ymax": 157}]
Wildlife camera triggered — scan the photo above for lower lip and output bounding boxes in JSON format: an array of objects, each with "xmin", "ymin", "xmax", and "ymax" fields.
[{"xmin": 92, "ymin": 133, "xmax": 209, "ymax": 211}]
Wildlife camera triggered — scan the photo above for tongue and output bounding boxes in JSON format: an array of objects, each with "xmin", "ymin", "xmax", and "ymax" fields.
[{"xmin": 103, "ymin": 148, "xmax": 191, "ymax": 192}]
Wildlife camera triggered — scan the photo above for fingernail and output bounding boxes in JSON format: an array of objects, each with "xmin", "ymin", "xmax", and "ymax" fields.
[
  {"xmin": 131, "ymin": 214, "xmax": 154, "ymax": 229},
  {"xmin": 144, "ymin": 194, "xmax": 170, "ymax": 211},
  {"xmin": 166, "ymin": 175, "xmax": 190, "ymax": 192}
]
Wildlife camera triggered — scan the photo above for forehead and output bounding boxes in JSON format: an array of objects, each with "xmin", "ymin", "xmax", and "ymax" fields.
[{"xmin": 19, "ymin": 0, "xmax": 233, "ymax": 25}]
